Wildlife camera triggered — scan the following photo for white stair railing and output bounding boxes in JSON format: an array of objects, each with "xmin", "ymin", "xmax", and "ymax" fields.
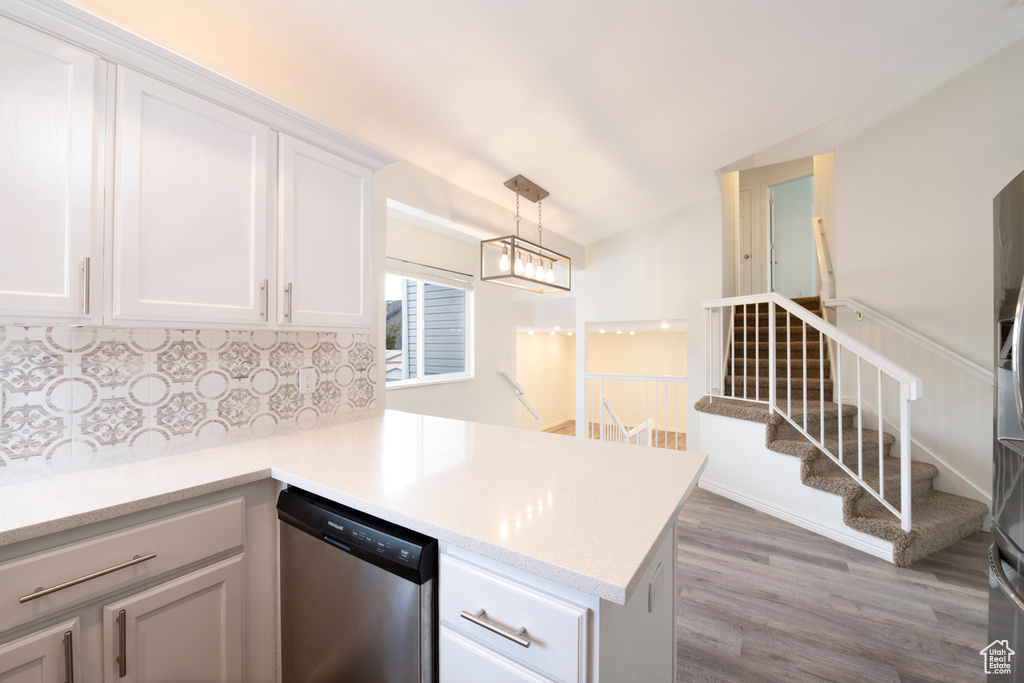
[
  {"xmin": 703, "ymin": 292, "xmax": 922, "ymax": 532},
  {"xmin": 498, "ymin": 369, "xmax": 542, "ymax": 431},
  {"xmin": 584, "ymin": 373, "xmax": 687, "ymax": 450},
  {"xmin": 600, "ymin": 397, "xmax": 654, "ymax": 446}
]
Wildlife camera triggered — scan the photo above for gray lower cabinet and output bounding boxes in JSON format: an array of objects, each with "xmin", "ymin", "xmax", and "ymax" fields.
[
  {"xmin": 101, "ymin": 556, "xmax": 243, "ymax": 683},
  {"xmin": 0, "ymin": 618, "xmax": 79, "ymax": 682}
]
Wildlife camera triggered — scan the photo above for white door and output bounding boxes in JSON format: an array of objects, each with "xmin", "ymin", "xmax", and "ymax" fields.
[
  {"xmin": 112, "ymin": 68, "xmax": 274, "ymax": 326},
  {"xmin": 0, "ymin": 618, "xmax": 79, "ymax": 683},
  {"xmin": 101, "ymin": 556, "xmax": 242, "ymax": 683},
  {"xmin": 0, "ymin": 17, "xmax": 100, "ymax": 323},
  {"xmin": 737, "ymin": 188, "xmax": 753, "ymax": 295},
  {"xmin": 278, "ymin": 134, "xmax": 372, "ymax": 327}
]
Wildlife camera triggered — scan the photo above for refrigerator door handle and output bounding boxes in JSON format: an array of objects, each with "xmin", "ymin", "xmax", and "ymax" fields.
[
  {"xmin": 992, "ymin": 542, "xmax": 1024, "ymax": 615},
  {"xmin": 1012, "ymin": 274, "xmax": 1024, "ymax": 431}
]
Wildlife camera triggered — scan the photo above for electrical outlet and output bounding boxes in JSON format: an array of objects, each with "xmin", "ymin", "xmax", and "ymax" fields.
[{"xmin": 298, "ymin": 368, "xmax": 316, "ymax": 395}]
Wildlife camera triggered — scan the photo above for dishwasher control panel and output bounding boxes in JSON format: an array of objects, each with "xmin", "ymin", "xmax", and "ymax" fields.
[
  {"xmin": 320, "ymin": 509, "xmax": 422, "ymax": 568},
  {"xmin": 276, "ymin": 486, "xmax": 437, "ymax": 585}
]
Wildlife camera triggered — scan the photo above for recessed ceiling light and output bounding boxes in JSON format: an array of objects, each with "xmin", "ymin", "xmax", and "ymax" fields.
[
  {"xmin": 599, "ymin": 329, "xmax": 605, "ymax": 334},
  {"xmin": 616, "ymin": 330, "xmax": 622, "ymax": 335},
  {"xmin": 567, "ymin": 332, "xmax": 573, "ymax": 336},
  {"xmin": 660, "ymin": 323, "xmax": 670, "ymax": 329},
  {"xmin": 528, "ymin": 331, "xmax": 534, "ymax": 335},
  {"xmin": 550, "ymin": 331, "xmax": 555, "ymax": 335},
  {"xmin": 630, "ymin": 331, "xmax": 635, "ymax": 335},
  {"xmin": 554, "ymin": 326, "xmax": 561, "ymax": 331}
]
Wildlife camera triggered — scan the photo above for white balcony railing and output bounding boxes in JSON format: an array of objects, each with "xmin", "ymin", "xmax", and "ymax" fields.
[
  {"xmin": 584, "ymin": 373, "xmax": 687, "ymax": 450},
  {"xmin": 703, "ymin": 292, "xmax": 922, "ymax": 532},
  {"xmin": 498, "ymin": 369, "xmax": 542, "ymax": 431}
]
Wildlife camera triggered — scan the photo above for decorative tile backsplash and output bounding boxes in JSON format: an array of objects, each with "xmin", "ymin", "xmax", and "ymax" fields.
[{"xmin": 0, "ymin": 326, "xmax": 377, "ymax": 468}]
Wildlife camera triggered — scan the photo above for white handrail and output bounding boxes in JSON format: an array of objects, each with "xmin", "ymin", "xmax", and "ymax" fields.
[
  {"xmin": 499, "ymin": 369, "xmax": 542, "ymax": 429},
  {"xmin": 824, "ymin": 297, "xmax": 993, "ymax": 385},
  {"xmin": 703, "ymin": 292, "xmax": 921, "ymax": 531},
  {"xmin": 498, "ymin": 368, "xmax": 527, "ymax": 396},
  {"xmin": 586, "ymin": 372, "xmax": 689, "ymax": 383},
  {"xmin": 812, "ymin": 217, "xmax": 835, "ymax": 300}
]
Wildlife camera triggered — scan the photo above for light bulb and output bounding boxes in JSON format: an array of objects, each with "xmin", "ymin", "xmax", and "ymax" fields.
[
  {"xmin": 514, "ymin": 252, "xmax": 524, "ymax": 276},
  {"xmin": 499, "ymin": 245, "xmax": 510, "ymax": 273},
  {"xmin": 536, "ymin": 260, "xmax": 547, "ymax": 280},
  {"xmin": 525, "ymin": 257, "xmax": 535, "ymax": 279},
  {"xmin": 545, "ymin": 263, "xmax": 555, "ymax": 283}
]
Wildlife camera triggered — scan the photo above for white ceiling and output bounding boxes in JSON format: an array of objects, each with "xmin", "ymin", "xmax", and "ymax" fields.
[{"xmin": 68, "ymin": 0, "xmax": 1024, "ymax": 245}]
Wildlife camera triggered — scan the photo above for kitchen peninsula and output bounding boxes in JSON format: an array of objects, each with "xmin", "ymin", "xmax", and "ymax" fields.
[{"xmin": 0, "ymin": 410, "xmax": 706, "ymax": 681}]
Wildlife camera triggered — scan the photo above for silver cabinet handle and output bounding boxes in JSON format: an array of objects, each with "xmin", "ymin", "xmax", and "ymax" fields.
[
  {"xmin": 284, "ymin": 282, "xmax": 293, "ymax": 323},
  {"xmin": 460, "ymin": 609, "xmax": 530, "ymax": 648},
  {"xmin": 259, "ymin": 279, "xmax": 268, "ymax": 321},
  {"xmin": 63, "ymin": 630, "xmax": 74, "ymax": 683},
  {"xmin": 116, "ymin": 609, "xmax": 127, "ymax": 678},
  {"xmin": 19, "ymin": 553, "xmax": 157, "ymax": 603},
  {"xmin": 991, "ymin": 542, "xmax": 1024, "ymax": 615},
  {"xmin": 81, "ymin": 257, "xmax": 91, "ymax": 315}
]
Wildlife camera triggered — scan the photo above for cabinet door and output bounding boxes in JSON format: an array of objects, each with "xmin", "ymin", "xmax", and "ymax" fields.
[
  {"xmin": 278, "ymin": 134, "xmax": 372, "ymax": 328},
  {"xmin": 0, "ymin": 17, "xmax": 100, "ymax": 323},
  {"xmin": 441, "ymin": 626, "xmax": 555, "ymax": 683},
  {"xmin": 0, "ymin": 618, "xmax": 79, "ymax": 683},
  {"xmin": 101, "ymin": 556, "xmax": 242, "ymax": 683},
  {"xmin": 112, "ymin": 67, "xmax": 273, "ymax": 326}
]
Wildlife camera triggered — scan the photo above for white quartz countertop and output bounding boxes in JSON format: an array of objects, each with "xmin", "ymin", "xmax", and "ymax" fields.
[{"xmin": 0, "ymin": 410, "xmax": 706, "ymax": 605}]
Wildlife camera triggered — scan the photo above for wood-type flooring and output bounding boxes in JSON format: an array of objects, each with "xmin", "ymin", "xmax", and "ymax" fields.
[
  {"xmin": 675, "ymin": 487, "xmax": 989, "ymax": 682},
  {"xmin": 543, "ymin": 420, "xmax": 687, "ymax": 450}
]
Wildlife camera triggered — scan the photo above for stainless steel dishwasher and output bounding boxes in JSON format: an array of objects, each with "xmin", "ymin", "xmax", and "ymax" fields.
[{"xmin": 277, "ymin": 487, "xmax": 437, "ymax": 683}]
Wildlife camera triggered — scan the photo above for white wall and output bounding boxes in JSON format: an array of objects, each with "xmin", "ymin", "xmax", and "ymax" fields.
[
  {"xmin": 515, "ymin": 332, "xmax": 575, "ymax": 428},
  {"xmin": 573, "ymin": 197, "xmax": 722, "ymax": 450},
  {"xmin": 833, "ymin": 35, "xmax": 1024, "ymax": 501}
]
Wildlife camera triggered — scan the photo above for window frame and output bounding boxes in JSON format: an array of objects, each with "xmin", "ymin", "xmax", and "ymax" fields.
[{"xmin": 384, "ymin": 258, "xmax": 474, "ymax": 389}]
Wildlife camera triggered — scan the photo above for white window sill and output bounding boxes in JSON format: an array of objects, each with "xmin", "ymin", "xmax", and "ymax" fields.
[{"xmin": 385, "ymin": 374, "xmax": 475, "ymax": 390}]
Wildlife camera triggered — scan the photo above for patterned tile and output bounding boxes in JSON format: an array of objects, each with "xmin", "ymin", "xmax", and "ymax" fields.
[
  {"xmin": 0, "ymin": 326, "xmax": 378, "ymax": 467},
  {"xmin": 0, "ymin": 338, "xmax": 65, "ymax": 393},
  {"xmin": 219, "ymin": 342, "xmax": 259, "ymax": 379},
  {"xmin": 157, "ymin": 341, "xmax": 207, "ymax": 383}
]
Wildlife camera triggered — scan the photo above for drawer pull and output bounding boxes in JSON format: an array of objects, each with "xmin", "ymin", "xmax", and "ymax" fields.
[
  {"xmin": 460, "ymin": 608, "xmax": 531, "ymax": 648},
  {"xmin": 19, "ymin": 553, "xmax": 157, "ymax": 604}
]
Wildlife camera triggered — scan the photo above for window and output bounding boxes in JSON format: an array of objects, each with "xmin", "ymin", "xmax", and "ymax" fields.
[{"xmin": 385, "ymin": 261, "xmax": 473, "ymax": 386}]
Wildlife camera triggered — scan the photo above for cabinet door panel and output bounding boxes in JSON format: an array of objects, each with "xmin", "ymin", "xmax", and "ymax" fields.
[
  {"xmin": 113, "ymin": 68, "xmax": 272, "ymax": 325},
  {"xmin": 102, "ymin": 556, "xmax": 242, "ymax": 683},
  {"xmin": 0, "ymin": 618, "xmax": 79, "ymax": 683},
  {"xmin": 279, "ymin": 134, "xmax": 371, "ymax": 327},
  {"xmin": 0, "ymin": 17, "xmax": 98, "ymax": 322}
]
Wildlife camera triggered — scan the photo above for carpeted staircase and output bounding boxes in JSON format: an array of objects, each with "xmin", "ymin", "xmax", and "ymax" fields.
[{"xmin": 696, "ymin": 296, "xmax": 987, "ymax": 567}]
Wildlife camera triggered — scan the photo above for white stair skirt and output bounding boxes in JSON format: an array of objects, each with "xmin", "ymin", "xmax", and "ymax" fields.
[{"xmin": 698, "ymin": 411, "xmax": 893, "ymax": 562}]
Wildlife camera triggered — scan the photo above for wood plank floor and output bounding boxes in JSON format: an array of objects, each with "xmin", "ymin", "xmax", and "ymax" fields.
[
  {"xmin": 675, "ymin": 488, "xmax": 989, "ymax": 682},
  {"xmin": 542, "ymin": 420, "xmax": 687, "ymax": 450}
]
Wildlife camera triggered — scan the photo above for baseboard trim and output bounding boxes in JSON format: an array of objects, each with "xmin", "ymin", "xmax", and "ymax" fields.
[
  {"xmin": 697, "ymin": 478, "xmax": 893, "ymax": 563},
  {"xmin": 541, "ymin": 418, "xmax": 573, "ymax": 433}
]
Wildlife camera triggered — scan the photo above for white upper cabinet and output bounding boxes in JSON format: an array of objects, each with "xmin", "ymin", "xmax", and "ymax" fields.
[
  {"xmin": 111, "ymin": 67, "xmax": 275, "ymax": 326},
  {"xmin": 278, "ymin": 134, "xmax": 372, "ymax": 328},
  {"xmin": 0, "ymin": 16, "xmax": 101, "ymax": 323}
]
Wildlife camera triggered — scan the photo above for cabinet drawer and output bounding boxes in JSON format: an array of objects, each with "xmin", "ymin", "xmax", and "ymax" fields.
[
  {"xmin": 439, "ymin": 554, "xmax": 588, "ymax": 683},
  {"xmin": 441, "ymin": 626, "xmax": 555, "ymax": 683},
  {"xmin": 0, "ymin": 498, "xmax": 244, "ymax": 634}
]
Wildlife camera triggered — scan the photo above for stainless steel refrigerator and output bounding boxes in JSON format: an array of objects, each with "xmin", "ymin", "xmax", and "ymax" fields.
[{"xmin": 990, "ymin": 169, "xmax": 1024, "ymax": 681}]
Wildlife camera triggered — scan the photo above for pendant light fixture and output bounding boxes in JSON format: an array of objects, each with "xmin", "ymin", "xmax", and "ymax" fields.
[{"xmin": 480, "ymin": 175, "xmax": 571, "ymax": 293}]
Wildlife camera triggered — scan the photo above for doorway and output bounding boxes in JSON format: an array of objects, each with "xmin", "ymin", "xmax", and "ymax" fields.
[{"xmin": 768, "ymin": 174, "xmax": 816, "ymax": 297}]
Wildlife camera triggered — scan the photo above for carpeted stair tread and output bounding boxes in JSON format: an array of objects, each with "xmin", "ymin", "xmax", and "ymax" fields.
[
  {"xmin": 766, "ymin": 429, "xmax": 893, "ymax": 461},
  {"xmin": 694, "ymin": 395, "xmax": 772, "ymax": 423},
  {"xmin": 804, "ymin": 459, "xmax": 938, "ymax": 502},
  {"xmin": 846, "ymin": 491, "xmax": 988, "ymax": 567}
]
